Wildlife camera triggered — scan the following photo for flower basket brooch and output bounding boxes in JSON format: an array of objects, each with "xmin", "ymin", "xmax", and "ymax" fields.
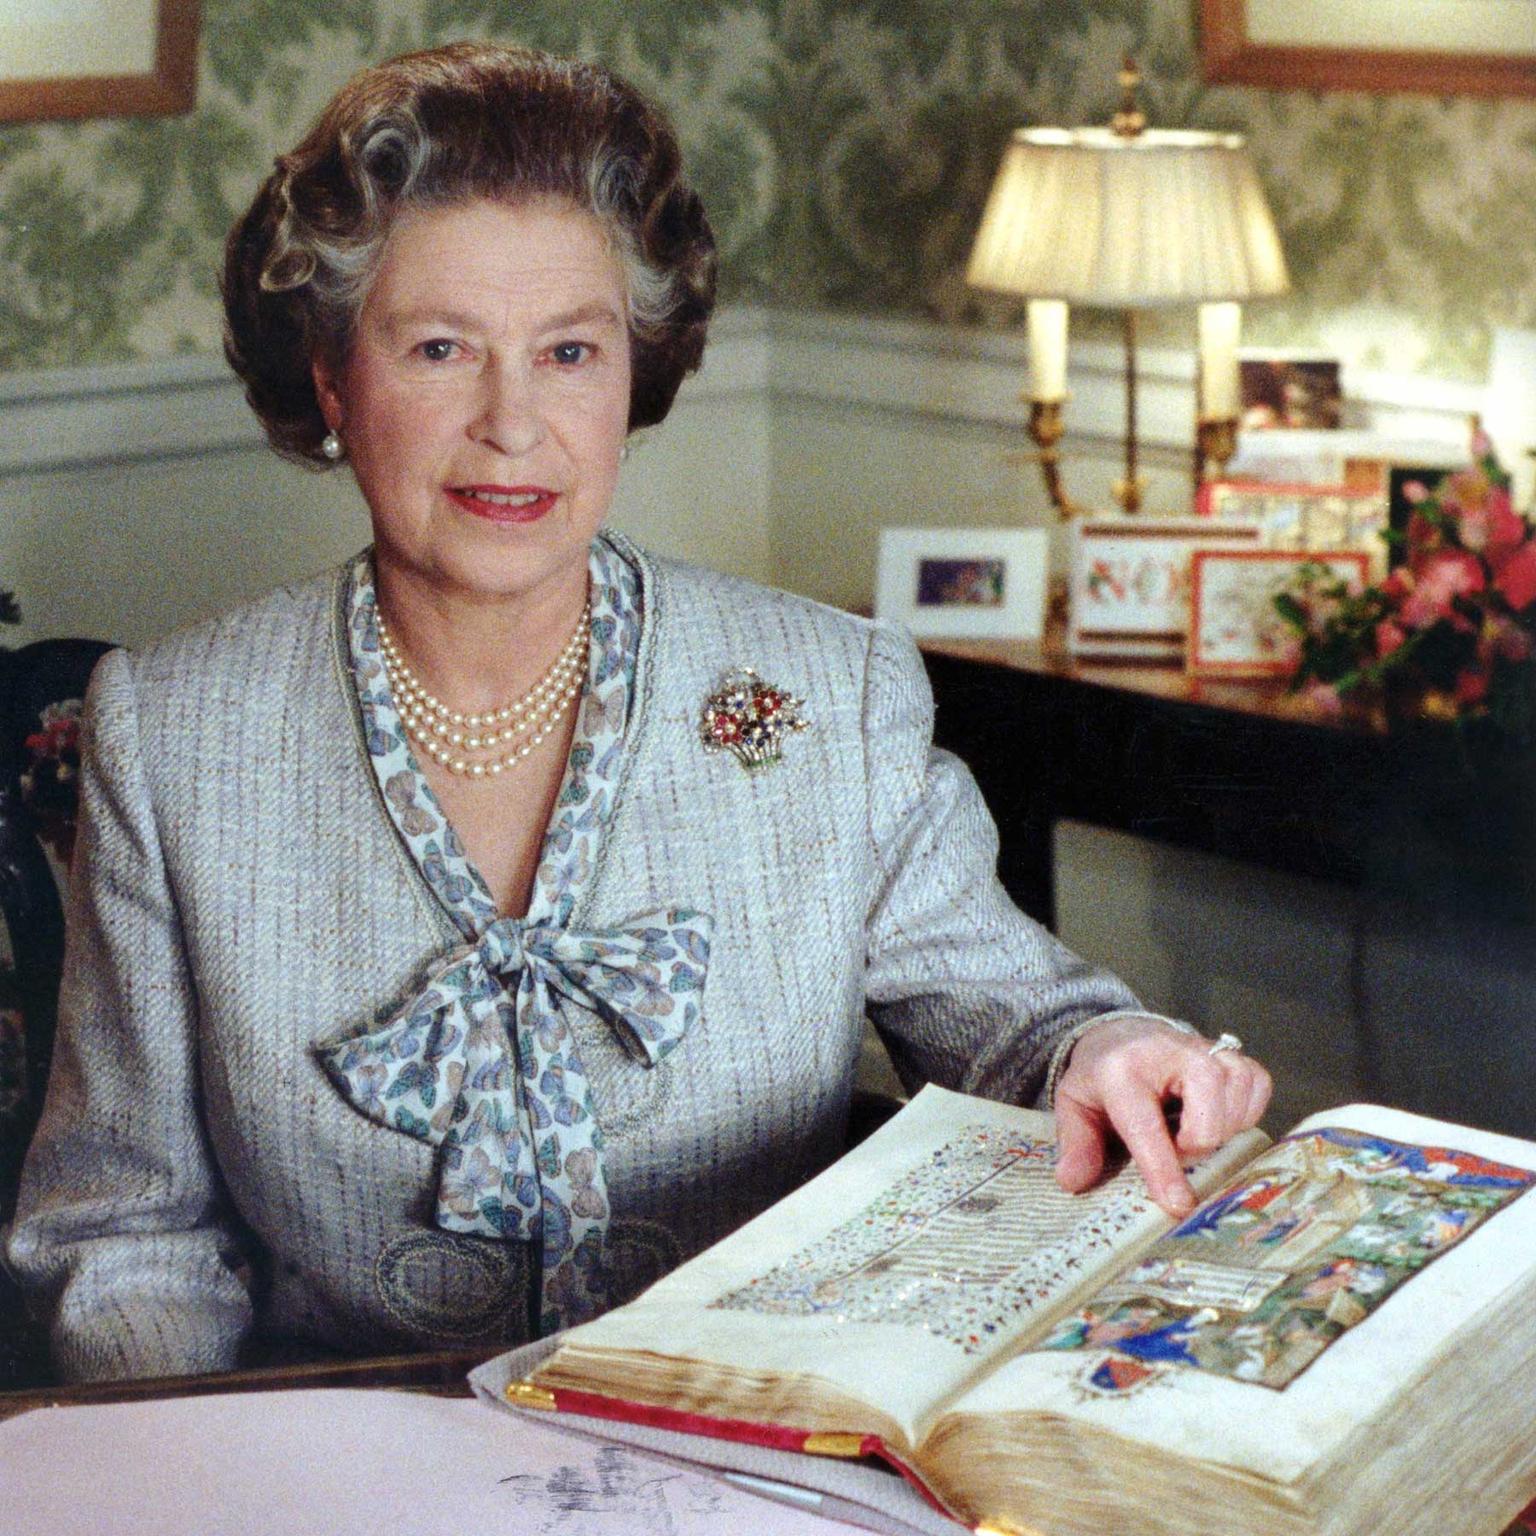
[{"xmin": 700, "ymin": 667, "xmax": 808, "ymax": 770}]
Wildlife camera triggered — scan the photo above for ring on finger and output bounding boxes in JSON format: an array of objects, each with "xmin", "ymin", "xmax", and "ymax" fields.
[{"xmin": 1208, "ymin": 1031, "xmax": 1243, "ymax": 1056}]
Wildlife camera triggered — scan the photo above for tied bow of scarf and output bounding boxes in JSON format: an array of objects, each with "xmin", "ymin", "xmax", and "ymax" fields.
[{"xmin": 316, "ymin": 907, "xmax": 711, "ymax": 1332}]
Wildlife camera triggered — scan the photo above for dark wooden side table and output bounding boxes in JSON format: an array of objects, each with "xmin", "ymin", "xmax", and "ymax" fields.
[
  {"xmin": 919, "ymin": 637, "xmax": 1397, "ymax": 931},
  {"xmin": 920, "ymin": 636, "xmax": 1536, "ymax": 1135},
  {"xmin": 0, "ymin": 1347, "xmax": 486, "ymax": 1421}
]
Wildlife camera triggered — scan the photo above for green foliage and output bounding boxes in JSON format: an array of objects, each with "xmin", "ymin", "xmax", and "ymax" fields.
[
  {"xmin": 0, "ymin": 170, "xmax": 139, "ymax": 366},
  {"xmin": 832, "ymin": 88, "xmax": 1021, "ymax": 312},
  {"xmin": 1276, "ymin": 441, "xmax": 1536, "ymax": 738},
  {"xmin": 728, "ymin": 31, "xmax": 866, "ymax": 305},
  {"xmin": 1280, "ymin": 99, "xmax": 1496, "ymax": 376},
  {"xmin": 0, "ymin": 106, "xmax": 256, "ymax": 370},
  {"xmin": 853, "ymin": 0, "xmax": 1137, "ymax": 85},
  {"xmin": 421, "ymin": 0, "xmax": 731, "ymax": 75},
  {"xmin": 204, "ymin": 0, "xmax": 378, "ymax": 103},
  {"xmin": 687, "ymin": 120, "xmax": 768, "ymax": 293}
]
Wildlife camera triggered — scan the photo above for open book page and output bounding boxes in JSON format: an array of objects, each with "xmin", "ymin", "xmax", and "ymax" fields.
[
  {"xmin": 942, "ymin": 1102, "xmax": 1536, "ymax": 1485},
  {"xmin": 543, "ymin": 1086, "xmax": 1262, "ymax": 1447}
]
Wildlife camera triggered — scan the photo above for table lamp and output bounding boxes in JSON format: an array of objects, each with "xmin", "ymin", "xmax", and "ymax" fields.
[{"xmin": 966, "ymin": 60, "xmax": 1289, "ymax": 517}]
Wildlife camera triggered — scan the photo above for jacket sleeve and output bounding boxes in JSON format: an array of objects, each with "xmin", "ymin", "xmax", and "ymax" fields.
[
  {"xmin": 3, "ymin": 648, "xmax": 253, "ymax": 1382},
  {"xmin": 860, "ymin": 620, "xmax": 1143, "ymax": 1105}
]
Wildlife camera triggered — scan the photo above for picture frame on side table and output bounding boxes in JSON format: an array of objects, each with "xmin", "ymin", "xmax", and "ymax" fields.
[
  {"xmin": 875, "ymin": 526, "xmax": 1050, "ymax": 640},
  {"xmin": 1224, "ymin": 431, "xmax": 1467, "ymax": 492},
  {"xmin": 1238, "ymin": 352, "xmax": 1343, "ymax": 432},
  {"xmin": 1198, "ymin": 479, "xmax": 1390, "ymax": 573},
  {"xmin": 1189, "ymin": 549, "xmax": 1371, "ymax": 678},
  {"xmin": 1069, "ymin": 517, "xmax": 1262, "ymax": 661}
]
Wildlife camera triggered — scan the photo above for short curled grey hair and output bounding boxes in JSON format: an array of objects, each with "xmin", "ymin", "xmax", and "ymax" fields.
[{"xmin": 222, "ymin": 43, "xmax": 717, "ymax": 463}]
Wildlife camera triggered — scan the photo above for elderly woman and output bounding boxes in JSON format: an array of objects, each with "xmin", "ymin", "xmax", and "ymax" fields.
[{"xmin": 6, "ymin": 44, "xmax": 1268, "ymax": 1382}]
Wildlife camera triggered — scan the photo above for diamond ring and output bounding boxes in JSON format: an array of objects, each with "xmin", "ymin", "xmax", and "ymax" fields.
[{"xmin": 1208, "ymin": 1032, "xmax": 1244, "ymax": 1056}]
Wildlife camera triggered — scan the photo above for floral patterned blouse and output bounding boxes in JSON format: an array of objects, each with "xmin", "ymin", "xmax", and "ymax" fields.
[{"xmin": 317, "ymin": 536, "xmax": 712, "ymax": 1334}]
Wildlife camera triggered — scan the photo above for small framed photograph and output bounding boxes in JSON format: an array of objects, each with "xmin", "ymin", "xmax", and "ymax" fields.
[
  {"xmin": 1239, "ymin": 352, "xmax": 1343, "ymax": 431},
  {"xmin": 1188, "ymin": 549, "xmax": 1371, "ymax": 678},
  {"xmin": 1197, "ymin": 479, "xmax": 1390, "ymax": 573},
  {"xmin": 875, "ymin": 527, "xmax": 1049, "ymax": 640},
  {"xmin": 1069, "ymin": 517, "xmax": 1261, "ymax": 660}
]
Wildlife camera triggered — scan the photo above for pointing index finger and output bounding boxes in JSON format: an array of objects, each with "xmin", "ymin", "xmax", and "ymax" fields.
[{"xmin": 1106, "ymin": 1091, "xmax": 1196, "ymax": 1217}]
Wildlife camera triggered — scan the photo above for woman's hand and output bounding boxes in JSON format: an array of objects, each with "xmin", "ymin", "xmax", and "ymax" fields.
[{"xmin": 1053, "ymin": 1015, "xmax": 1272, "ymax": 1217}]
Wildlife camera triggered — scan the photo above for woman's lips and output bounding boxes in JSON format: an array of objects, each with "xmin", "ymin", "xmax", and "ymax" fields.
[{"xmin": 445, "ymin": 485, "xmax": 558, "ymax": 523}]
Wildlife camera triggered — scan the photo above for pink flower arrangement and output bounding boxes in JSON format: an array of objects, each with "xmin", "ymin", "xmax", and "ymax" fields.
[
  {"xmin": 1276, "ymin": 431, "xmax": 1536, "ymax": 734},
  {"xmin": 20, "ymin": 698, "xmax": 85, "ymax": 861}
]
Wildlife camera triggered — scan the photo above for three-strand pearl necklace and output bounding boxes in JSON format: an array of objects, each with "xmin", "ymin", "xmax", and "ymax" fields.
[{"xmin": 376, "ymin": 600, "xmax": 591, "ymax": 779}]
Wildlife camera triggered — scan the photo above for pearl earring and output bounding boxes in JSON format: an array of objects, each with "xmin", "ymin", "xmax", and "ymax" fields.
[{"xmin": 321, "ymin": 430, "xmax": 343, "ymax": 461}]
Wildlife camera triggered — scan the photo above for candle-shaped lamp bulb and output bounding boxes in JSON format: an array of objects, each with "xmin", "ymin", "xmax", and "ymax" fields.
[
  {"xmin": 1198, "ymin": 302, "xmax": 1242, "ymax": 421},
  {"xmin": 1027, "ymin": 299, "xmax": 1069, "ymax": 403}
]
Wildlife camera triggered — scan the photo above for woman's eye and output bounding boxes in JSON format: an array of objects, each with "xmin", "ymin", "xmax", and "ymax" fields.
[
  {"xmin": 418, "ymin": 338, "xmax": 457, "ymax": 362},
  {"xmin": 549, "ymin": 341, "xmax": 591, "ymax": 366}
]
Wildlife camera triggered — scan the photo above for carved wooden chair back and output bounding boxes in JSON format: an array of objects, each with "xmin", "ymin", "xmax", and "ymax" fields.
[{"xmin": 0, "ymin": 637, "xmax": 112, "ymax": 1388}]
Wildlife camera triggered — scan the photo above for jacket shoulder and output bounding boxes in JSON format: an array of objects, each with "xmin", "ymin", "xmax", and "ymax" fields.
[
  {"xmin": 643, "ymin": 549, "xmax": 887, "ymax": 666},
  {"xmin": 119, "ymin": 565, "xmax": 345, "ymax": 703}
]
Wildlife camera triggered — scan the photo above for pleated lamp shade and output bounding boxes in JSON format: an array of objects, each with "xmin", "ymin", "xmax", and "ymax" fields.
[{"xmin": 967, "ymin": 127, "xmax": 1290, "ymax": 307}]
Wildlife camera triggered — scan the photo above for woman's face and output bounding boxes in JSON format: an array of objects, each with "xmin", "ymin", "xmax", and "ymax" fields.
[{"xmin": 314, "ymin": 196, "xmax": 632, "ymax": 610}]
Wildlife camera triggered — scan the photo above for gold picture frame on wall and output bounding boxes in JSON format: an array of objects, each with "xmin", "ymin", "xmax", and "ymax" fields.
[
  {"xmin": 1201, "ymin": 0, "xmax": 1536, "ymax": 97},
  {"xmin": 0, "ymin": 0, "xmax": 199, "ymax": 123}
]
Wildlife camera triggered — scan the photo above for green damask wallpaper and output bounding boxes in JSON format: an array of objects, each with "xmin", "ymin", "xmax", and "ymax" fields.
[{"xmin": 2, "ymin": 0, "xmax": 1534, "ymax": 380}]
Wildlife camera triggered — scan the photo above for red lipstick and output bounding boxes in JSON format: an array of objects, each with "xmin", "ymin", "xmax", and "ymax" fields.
[{"xmin": 445, "ymin": 484, "xmax": 558, "ymax": 524}]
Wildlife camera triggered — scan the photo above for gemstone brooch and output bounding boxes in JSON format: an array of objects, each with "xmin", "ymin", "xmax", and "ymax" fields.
[{"xmin": 700, "ymin": 667, "xmax": 808, "ymax": 770}]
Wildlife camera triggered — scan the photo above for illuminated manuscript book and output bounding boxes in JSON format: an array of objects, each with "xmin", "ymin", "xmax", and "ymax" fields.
[{"xmin": 497, "ymin": 1085, "xmax": 1536, "ymax": 1536}]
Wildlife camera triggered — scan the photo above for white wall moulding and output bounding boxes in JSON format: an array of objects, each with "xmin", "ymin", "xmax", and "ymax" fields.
[
  {"xmin": 685, "ymin": 307, "xmax": 772, "ymax": 401},
  {"xmin": 0, "ymin": 307, "xmax": 1479, "ymax": 480},
  {"xmin": 0, "ymin": 310, "xmax": 767, "ymax": 480},
  {"xmin": 760, "ymin": 309, "xmax": 1481, "ymax": 457},
  {"xmin": 0, "ymin": 355, "xmax": 260, "ymax": 476}
]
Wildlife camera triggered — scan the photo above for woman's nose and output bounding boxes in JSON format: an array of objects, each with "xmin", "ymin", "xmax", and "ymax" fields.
[{"xmin": 471, "ymin": 361, "xmax": 544, "ymax": 456}]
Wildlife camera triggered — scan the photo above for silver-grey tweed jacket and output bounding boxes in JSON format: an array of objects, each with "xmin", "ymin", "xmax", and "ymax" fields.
[{"xmin": 6, "ymin": 535, "xmax": 1139, "ymax": 1382}]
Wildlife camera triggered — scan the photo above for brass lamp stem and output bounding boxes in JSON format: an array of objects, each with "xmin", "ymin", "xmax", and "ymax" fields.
[
  {"xmin": 1025, "ymin": 398, "xmax": 1090, "ymax": 522},
  {"xmin": 1114, "ymin": 309, "xmax": 1146, "ymax": 515},
  {"xmin": 1025, "ymin": 311, "xmax": 1148, "ymax": 518},
  {"xmin": 1196, "ymin": 418, "xmax": 1239, "ymax": 486},
  {"xmin": 1115, "ymin": 57, "xmax": 1146, "ymax": 510}
]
